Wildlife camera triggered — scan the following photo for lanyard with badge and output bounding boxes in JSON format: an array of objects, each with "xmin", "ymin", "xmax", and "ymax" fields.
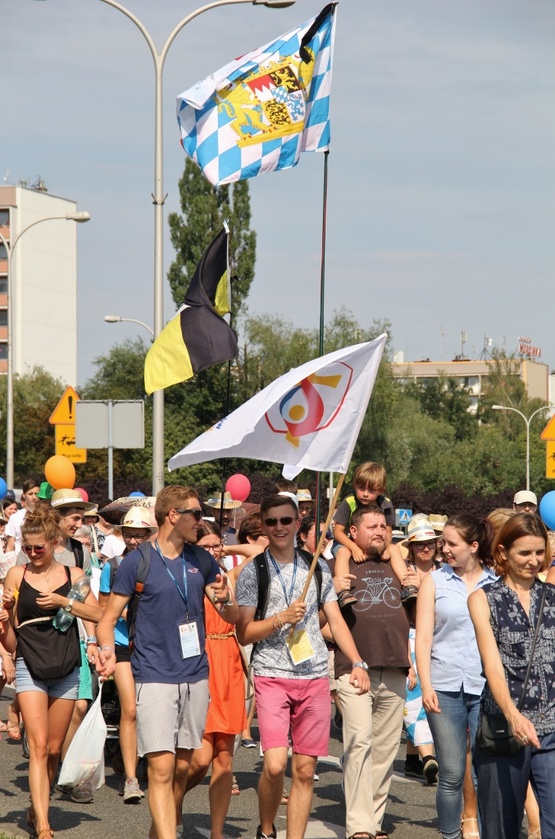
[
  {"xmin": 268, "ymin": 549, "xmax": 315, "ymax": 666},
  {"xmin": 154, "ymin": 541, "xmax": 201, "ymax": 660}
]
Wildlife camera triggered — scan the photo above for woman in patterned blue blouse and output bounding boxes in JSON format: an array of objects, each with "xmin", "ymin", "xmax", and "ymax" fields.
[{"xmin": 469, "ymin": 513, "xmax": 555, "ymax": 839}]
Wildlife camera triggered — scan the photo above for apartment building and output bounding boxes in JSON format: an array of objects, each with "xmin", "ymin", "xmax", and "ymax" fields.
[{"xmin": 0, "ymin": 183, "xmax": 79, "ymax": 383}]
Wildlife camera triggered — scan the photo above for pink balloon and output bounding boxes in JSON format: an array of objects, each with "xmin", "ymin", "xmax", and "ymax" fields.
[
  {"xmin": 225, "ymin": 474, "xmax": 251, "ymax": 503},
  {"xmin": 75, "ymin": 487, "xmax": 89, "ymax": 503}
]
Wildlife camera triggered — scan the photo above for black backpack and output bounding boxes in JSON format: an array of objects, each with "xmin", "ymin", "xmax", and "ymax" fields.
[
  {"xmin": 253, "ymin": 549, "xmax": 323, "ymax": 622},
  {"xmin": 68, "ymin": 537, "xmax": 85, "ymax": 569},
  {"xmin": 113, "ymin": 543, "xmax": 214, "ymax": 649}
]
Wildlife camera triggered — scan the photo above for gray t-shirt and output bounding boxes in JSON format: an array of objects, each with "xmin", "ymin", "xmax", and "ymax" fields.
[{"xmin": 235, "ymin": 550, "xmax": 337, "ymax": 679}]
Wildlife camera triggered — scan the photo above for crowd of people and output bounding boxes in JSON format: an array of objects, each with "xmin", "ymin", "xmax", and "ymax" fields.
[{"xmin": 0, "ymin": 467, "xmax": 554, "ymax": 839}]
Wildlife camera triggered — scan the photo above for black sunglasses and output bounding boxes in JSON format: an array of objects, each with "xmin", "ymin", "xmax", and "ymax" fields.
[
  {"xmin": 264, "ymin": 516, "xmax": 295, "ymax": 527},
  {"xmin": 175, "ymin": 508, "xmax": 203, "ymax": 521}
]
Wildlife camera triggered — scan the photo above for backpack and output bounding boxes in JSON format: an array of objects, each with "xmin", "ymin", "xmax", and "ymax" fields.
[
  {"xmin": 123, "ymin": 542, "xmax": 214, "ymax": 649},
  {"xmin": 253, "ymin": 548, "xmax": 323, "ymax": 622},
  {"xmin": 68, "ymin": 537, "xmax": 85, "ymax": 570}
]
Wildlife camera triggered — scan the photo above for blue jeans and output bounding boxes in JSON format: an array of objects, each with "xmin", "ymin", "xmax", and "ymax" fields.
[
  {"xmin": 474, "ymin": 730, "xmax": 555, "ymax": 839},
  {"xmin": 426, "ymin": 688, "xmax": 481, "ymax": 839}
]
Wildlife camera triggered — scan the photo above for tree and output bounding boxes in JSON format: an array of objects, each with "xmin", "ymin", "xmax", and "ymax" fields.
[
  {"xmin": 405, "ymin": 375, "xmax": 477, "ymax": 442},
  {"xmin": 167, "ymin": 158, "xmax": 256, "ymax": 318},
  {"xmin": 0, "ymin": 366, "xmax": 65, "ymax": 485}
]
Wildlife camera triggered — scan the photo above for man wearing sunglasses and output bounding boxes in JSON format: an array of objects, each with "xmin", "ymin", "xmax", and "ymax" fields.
[
  {"xmin": 96, "ymin": 485, "xmax": 235, "ymax": 839},
  {"xmin": 235, "ymin": 495, "xmax": 370, "ymax": 839}
]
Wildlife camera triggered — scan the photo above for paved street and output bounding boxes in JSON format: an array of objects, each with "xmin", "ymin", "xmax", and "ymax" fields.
[
  {"xmin": 0, "ymin": 687, "xmax": 529, "ymax": 839},
  {"xmin": 0, "ymin": 686, "xmax": 443, "ymax": 839}
]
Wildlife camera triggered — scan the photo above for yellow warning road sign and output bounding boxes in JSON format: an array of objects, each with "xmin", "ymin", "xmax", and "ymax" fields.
[
  {"xmin": 541, "ymin": 414, "xmax": 555, "ymax": 441},
  {"xmin": 55, "ymin": 424, "xmax": 87, "ymax": 463},
  {"xmin": 546, "ymin": 441, "xmax": 555, "ymax": 479},
  {"xmin": 49, "ymin": 386, "xmax": 80, "ymax": 426}
]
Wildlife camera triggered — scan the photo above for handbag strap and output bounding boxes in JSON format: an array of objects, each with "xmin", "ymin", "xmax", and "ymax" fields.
[{"xmin": 516, "ymin": 582, "xmax": 547, "ymax": 711}]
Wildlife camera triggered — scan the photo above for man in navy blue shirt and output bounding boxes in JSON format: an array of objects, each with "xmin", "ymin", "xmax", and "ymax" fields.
[{"xmin": 97, "ymin": 486, "xmax": 236, "ymax": 839}]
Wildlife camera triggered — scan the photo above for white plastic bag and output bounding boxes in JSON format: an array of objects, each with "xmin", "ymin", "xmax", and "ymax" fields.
[{"xmin": 58, "ymin": 681, "xmax": 107, "ymax": 789}]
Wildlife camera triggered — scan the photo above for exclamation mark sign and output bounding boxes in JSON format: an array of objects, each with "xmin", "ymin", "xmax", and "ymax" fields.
[{"xmin": 68, "ymin": 395, "xmax": 73, "ymax": 421}]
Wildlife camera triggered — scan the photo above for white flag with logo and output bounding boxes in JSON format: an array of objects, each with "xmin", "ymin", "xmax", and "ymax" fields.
[{"xmin": 168, "ymin": 335, "xmax": 387, "ymax": 478}]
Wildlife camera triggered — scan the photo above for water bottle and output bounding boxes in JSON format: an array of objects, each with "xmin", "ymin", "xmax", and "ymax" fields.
[{"xmin": 53, "ymin": 575, "xmax": 90, "ymax": 632}]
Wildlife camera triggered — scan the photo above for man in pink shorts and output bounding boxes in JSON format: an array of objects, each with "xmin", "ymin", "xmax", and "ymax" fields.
[{"xmin": 236, "ymin": 494, "xmax": 370, "ymax": 839}]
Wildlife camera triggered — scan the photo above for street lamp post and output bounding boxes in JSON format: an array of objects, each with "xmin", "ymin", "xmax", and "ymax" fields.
[
  {"xmin": 104, "ymin": 314, "xmax": 154, "ymax": 338},
  {"xmin": 492, "ymin": 404, "xmax": 554, "ymax": 491},
  {"xmin": 0, "ymin": 212, "xmax": 91, "ymax": 488},
  {"xmin": 95, "ymin": 0, "xmax": 295, "ymax": 495}
]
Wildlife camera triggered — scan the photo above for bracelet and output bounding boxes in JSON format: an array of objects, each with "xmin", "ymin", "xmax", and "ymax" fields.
[
  {"xmin": 100, "ymin": 645, "xmax": 115, "ymax": 652},
  {"xmin": 86, "ymin": 635, "xmax": 97, "ymax": 645}
]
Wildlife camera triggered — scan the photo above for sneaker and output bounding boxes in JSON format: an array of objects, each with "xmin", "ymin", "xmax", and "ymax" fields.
[
  {"xmin": 403, "ymin": 758, "xmax": 424, "ymax": 779},
  {"xmin": 422, "ymin": 755, "xmax": 439, "ymax": 785},
  {"xmin": 242, "ymin": 738, "xmax": 257, "ymax": 748},
  {"xmin": 56, "ymin": 781, "xmax": 94, "ymax": 803},
  {"xmin": 121, "ymin": 776, "xmax": 144, "ymax": 803},
  {"xmin": 256, "ymin": 825, "xmax": 277, "ymax": 839}
]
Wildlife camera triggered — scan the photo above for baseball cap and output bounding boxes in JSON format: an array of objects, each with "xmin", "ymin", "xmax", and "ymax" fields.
[{"xmin": 513, "ymin": 491, "xmax": 537, "ymax": 506}]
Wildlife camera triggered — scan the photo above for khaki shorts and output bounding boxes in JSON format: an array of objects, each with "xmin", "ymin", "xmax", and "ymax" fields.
[{"xmin": 135, "ymin": 679, "xmax": 209, "ymax": 756}]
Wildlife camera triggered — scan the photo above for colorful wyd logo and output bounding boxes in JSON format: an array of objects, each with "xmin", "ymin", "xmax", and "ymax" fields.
[{"xmin": 265, "ymin": 362, "xmax": 353, "ymax": 447}]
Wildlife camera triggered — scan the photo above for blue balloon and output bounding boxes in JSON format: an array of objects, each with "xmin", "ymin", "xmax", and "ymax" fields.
[
  {"xmin": 129, "ymin": 491, "xmax": 145, "ymax": 498},
  {"xmin": 539, "ymin": 491, "xmax": 555, "ymax": 531},
  {"xmin": 0, "ymin": 478, "xmax": 6, "ymax": 501}
]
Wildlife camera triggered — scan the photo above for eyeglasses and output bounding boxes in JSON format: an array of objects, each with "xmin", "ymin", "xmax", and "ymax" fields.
[
  {"xmin": 175, "ymin": 508, "xmax": 203, "ymax": 522},
  {"xmin": 22, "ymin": 544, "xmax": 47, "ymax": 556},
  {"xmin": 264, "ymin": 516, "xmax": 295, "ymax": 527}
]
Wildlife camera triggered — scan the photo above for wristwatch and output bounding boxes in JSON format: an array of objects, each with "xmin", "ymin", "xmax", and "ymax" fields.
[
  {"xmin": 64, "ymin": 597, "xmax": 75, "ymax": 614},
  {"xmin": 351, "ymin": 661, "xmax": 369, "ymax": 671}
]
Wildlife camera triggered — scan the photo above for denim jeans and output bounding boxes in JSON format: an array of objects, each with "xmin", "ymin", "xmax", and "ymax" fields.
[
  {"xmin": 474, "ymin": 730, "xmax": 555, "ymax": 839},
  {"xmin": 425, "ymin": 688, "xmax": 481, "ymax": 839}
]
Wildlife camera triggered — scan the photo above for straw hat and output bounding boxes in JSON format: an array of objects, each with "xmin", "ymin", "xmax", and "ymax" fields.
[
  {"xmin": 428, "ymin": 514, "xmax": 448, "ymax": 533},
  {"xmin": 296, "ymin": 489, "xmax": 313, "ymax": 503},
  {"xmin": 50, "ymin": 488, "xmax": 96, "ymax": 512},
  {"xmin": 402, "ymin": 517, "xmax": 440, "ymax": 547},
  {"xmin": 121, "ymin": 506, "xmax": 157, "ymax": 532},
  {"xmin": 205, "ymin": 491, "xmax": 242, "ymax": 510}
]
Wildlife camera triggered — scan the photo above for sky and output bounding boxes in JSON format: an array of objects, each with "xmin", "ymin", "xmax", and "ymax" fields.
[{"xmin": 4, "ymin": 0, "xmax": 555, "ymax": 386}]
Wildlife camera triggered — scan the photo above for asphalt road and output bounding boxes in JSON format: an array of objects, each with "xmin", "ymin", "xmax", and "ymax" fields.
[{"xmin": 0, "ymin": 687, "xmax": 529, "ymax": 839}]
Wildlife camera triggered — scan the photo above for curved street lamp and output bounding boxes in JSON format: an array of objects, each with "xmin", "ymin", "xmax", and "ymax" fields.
[
  {"xmin": 91, "ymin": 0, "xmax": 295, "ymax": 494},
  {"xmin": 104, "ymin": 314, "xmax": 154, "ymax": 339},
  {"xmin": 492, "ymin": 404, "xmax": 554, "ymax": 491},
  {"xmin": 0, "ymin": 212, "xmax": 91, "ymax": 488}
]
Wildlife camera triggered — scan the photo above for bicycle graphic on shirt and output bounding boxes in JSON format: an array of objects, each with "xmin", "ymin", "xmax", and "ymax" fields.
[{"xmin": 354, "ymin": 575, "xmax": 402, "ymax": 611}]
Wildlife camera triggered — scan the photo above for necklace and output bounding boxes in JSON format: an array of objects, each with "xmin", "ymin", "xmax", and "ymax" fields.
[{"xmin": 33, "ymin": 561, "xmax": 56, "ymax": 584}]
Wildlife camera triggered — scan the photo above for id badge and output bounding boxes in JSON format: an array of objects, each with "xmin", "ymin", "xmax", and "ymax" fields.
[
  {"xmin": 285, "ymin": 628, "xmax": 315, "ymax": 666},
  {"xmin": 179, "ymin": 621, "xmax": 201, "ymax": 659}
]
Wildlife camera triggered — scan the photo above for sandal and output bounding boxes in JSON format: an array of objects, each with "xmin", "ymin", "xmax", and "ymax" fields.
[
  {"xmin": 528, "ymin": 831, "xmax": 541, "ymax": 839},
  {"xmin": 280, "ymin": 788, "xmax": 290, "ymax": 805},
  {"xmin": 375, "ymin": 833, "xmax": 388, "ymax": 839},
  {"xmin": 231, "ymin": 775, "xmax": 240, "ymax": 795},
  {"xmin": 347, "ymin": 834, "xmax": 373, "ymax": 839},
  {"xmin": 338, "ymin": 590, "xmax": 358, "ymax": 608},
  {"xmin": 461, "ymin": 818, "xmax": 480, "ymax": 839},
  {"xmin": 37, "ymin": 831, "xmax": 54, "ymax": 839}
]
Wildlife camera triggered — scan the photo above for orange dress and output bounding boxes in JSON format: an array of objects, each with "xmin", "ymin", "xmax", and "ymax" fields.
[{"xmin": 204, "ymin": 596, "xmax": 247, "ymax": 735}]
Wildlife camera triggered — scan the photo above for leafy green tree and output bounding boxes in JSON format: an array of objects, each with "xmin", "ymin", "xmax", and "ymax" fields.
[
  {"xmin": 405, "ymin": 375, "xmax": 477, "ymax": 442},
  {"xmin": 167, "ymin": 158, "xmax": 256, "ymax": 318},
  {"xmin": 0, "ymin": 366, "xmax": 65, "ymax": 485}
]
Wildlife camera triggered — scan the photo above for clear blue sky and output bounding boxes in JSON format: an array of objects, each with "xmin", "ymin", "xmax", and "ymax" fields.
[{"xmin": 5, "ymin": 0, "xmax": 555, "ymax": 385}]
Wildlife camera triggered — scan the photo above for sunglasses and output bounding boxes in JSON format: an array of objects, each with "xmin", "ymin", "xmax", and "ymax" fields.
[
  {"xmin": 264, "ymin": 516, "xmax": 295, "ymax": 527},
  {"xmin": 175, "ymin": 508, "xmax": 203, "ymax": 522},
  {"xmin": 22, "ymin": 544, "xmax": 47, "ymax": 556}
]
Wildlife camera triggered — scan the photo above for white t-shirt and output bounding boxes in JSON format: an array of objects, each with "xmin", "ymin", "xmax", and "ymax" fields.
[{"xmin": 5, "ymin": 508, "xmax": 26, "ymax": 553}]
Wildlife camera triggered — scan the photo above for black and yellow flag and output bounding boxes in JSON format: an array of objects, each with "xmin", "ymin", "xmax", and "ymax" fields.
[{"xmin": 144, "ymin": 227, "xmax": 237, "ymax": 395}]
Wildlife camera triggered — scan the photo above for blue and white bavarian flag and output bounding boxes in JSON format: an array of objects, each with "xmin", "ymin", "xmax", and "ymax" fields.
[{"xmin": 176, "ymin": 4, "xmax": 337, "ymax": 186}]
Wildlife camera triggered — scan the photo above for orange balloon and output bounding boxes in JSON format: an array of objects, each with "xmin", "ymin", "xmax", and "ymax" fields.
[{"xmin": 44, "ymin": 455, "xmax": 76, "ymax": 490}]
